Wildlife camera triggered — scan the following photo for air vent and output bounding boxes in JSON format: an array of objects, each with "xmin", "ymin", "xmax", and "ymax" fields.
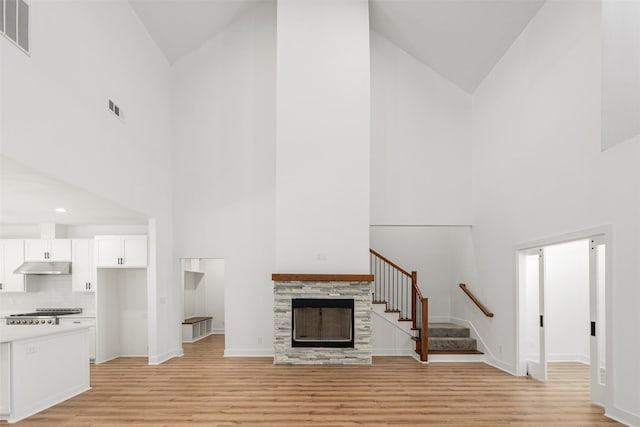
[
  {"xmin": 1, "ymin": 0, "xmax": 30, "ymax": 54},
  {"xmin": 108, "ymin": 99, "xmax": 123, "ymax": 120}
]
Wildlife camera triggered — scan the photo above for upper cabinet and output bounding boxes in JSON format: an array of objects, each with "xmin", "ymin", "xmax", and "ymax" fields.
[
  {"xmin": 0, "ymin": 240, "xmax": 26, "ymax": 293},
  {"xmin": 71, "ymin": 239, "xmax": 95, "ymax": 292},
  {"xmin": 24, "ymin": 239, "xmax": 71, "ymax": 261},
  {"xmin": 95, "ymin": 235, "xmax": 147, "ymax": 268}
]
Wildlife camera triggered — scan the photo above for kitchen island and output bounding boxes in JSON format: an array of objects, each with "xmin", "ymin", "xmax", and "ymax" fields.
[{"xmin": 0, "ymin": 324, "xmax": 90, "ymax": 423}]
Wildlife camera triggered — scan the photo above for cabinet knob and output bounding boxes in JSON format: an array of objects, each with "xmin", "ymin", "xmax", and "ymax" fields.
[{"xmin": 0, "ymin": 283, "xmax": 3, "ymax": 290}]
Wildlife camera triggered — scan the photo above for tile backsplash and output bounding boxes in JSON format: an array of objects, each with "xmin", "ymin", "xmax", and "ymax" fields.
[{"xmin": 0, "ymin": 275, "xmax": 96, "ymax": 314}]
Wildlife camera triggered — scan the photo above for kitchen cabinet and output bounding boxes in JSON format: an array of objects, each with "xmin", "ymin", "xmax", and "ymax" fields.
[
  {"xmin": 0, "ymin": 240, "xmax": 26, "ymax": 293},
  {"xmin": 58, "ymin": 318, "xmax": 96, "ymax": 360},
  {"xmin": 24, "ymin": 239, "xmax": 71, "ymax": 261},
  {"xmin": 71, "ymin": 239, "xmax": 95, "ymax": 292},
  {"xmin": 95, "ymin": 235, "xmax": 147, "ymax": 268}
]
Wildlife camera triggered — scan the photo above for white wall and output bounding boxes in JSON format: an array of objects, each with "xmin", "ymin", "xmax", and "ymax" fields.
[
  {"xmin": 202, "ymin": 259, "xmax": 225, "ymax": 333},
  {"xmin": 371, "ymin": 312, "xmax": 412, "ymax": 356},
  {"xmin": 370, "ymin": 32, "xmax": 472, "ymax": 226},
  {"xmin": 172, "ymin": 2, "xmax": 276, "ymax": 356},
  {"xmin": 275, "ymin": 0, "xmax": 370, "ymax": 273},
  {"xmin": 370, "ymin": 225, "xmax": 472, "ymax": 320},
  {"xmin": 545, "ymin": 240, "xmax": 590, "ymax": 363},
  {"xmin": 465, "ymin": 1, "xmax": 640, "ymax": 421},
  {"xmin": 601, "ymin": 0, "xmax": 640, "ymax": 150},
  {"xmin": 0, "ymin": 0, "xmax": 178, "ymax": 363},
  {"xmin": 96, "ymin": 268, "xmax": 148, "ymax": 361}
]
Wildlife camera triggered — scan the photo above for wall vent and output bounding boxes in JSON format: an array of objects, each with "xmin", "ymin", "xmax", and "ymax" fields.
[
  {"xmin": 108, "ymin": 99, "xmax": 123, "ymax": 120},
  {"xmin": 1, "ymin": 0, "xmax": 30, "ymax": 54}
]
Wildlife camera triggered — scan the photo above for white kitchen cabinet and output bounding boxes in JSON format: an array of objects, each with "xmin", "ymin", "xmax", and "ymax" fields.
[
  {"xmin": 0, "ymin": 240, "xmax": 25, "ymax": 293},
  {"xmin": 24, "ymin": 239, "xmax": 71, "ymax": 261},
  {"xmin": 72, "ymin": 239, "xmax": 95, "ymax": 292},
  {"xmin": 95, "ymin": 235, "xmax": 147, "ymax": 268},
  {"xmin": 58, "ymin": 318, "xmax": 96, "ymax": 360}
]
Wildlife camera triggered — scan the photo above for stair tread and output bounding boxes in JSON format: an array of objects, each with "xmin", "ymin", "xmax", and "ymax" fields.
[
  {"xmin": 429, "ymin": 350, "xmax": 484, "ymax": 355},
  {"xmin": 428, "ymin": 337, "xmax": 475, "ymax": 341},
  {"xmin": 384, "ymin": 309, "xmax": 400, "ymax": 313}
]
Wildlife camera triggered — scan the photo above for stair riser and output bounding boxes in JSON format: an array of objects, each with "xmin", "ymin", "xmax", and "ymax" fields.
[
  {"xmin": 428, "ymin": 338, "xmax": 477, "ymax": 351},
  {"xmin": 428, "ymin": 328, "xmax": 470, "ymax": 338}
]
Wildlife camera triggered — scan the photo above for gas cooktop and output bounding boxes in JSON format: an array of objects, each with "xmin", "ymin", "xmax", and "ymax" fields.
[{"xmin": 6, "ymin": 308, "xmax": 82, "ymax": 325}]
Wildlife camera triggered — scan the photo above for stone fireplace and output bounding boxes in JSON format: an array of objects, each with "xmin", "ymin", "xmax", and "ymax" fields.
[{"xmin": 273, "ymin": 274, "xmax": 372, "ymax": 365}]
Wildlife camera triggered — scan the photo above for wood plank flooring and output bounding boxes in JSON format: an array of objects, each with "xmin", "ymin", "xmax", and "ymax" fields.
[{"xmin": 8, "ymin": 335, "xmax": 619, "ymax": 426}]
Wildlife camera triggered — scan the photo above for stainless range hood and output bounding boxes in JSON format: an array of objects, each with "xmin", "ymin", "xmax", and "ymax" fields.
[{"xmin": 14, "ymin": 262, "xmax": 71, "ymax": 275}]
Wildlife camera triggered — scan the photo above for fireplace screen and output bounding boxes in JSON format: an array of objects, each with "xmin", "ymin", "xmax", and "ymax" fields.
[{"xmin": 292, "ymin": 298, "xmax": 354, "ymax": 348}]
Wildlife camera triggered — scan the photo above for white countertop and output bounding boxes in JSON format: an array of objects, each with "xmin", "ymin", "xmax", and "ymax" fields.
[{"xmin": 0, "ymin": 324, "xmax": 90, "ymax": 343}]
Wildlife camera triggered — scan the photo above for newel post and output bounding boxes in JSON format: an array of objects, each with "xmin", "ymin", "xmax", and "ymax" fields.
[{"xmin": 421, "ymin": 297, "xmax": 429, "ymax": 362}]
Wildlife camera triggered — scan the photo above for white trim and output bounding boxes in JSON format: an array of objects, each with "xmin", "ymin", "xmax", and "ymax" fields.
[
  {"xmin": 372, "ymin": 349, "xmax": 412, "ymax": 356},
  {"xmin": 94, "ymin": 355, "xmax": 119, "ymax": 365},
  {"xmin": 428, "ymin": 354, "xmax": 485, "ymax": 363},
  {"xmin": 514, "ymin": 225, "xmax": 614, "ymax": 413},
  {"xmin": 606, "ymin": 406, "xmax": 640, "ymax": 427},
  {"xmin": 213, "ymin": 328, "xmax": 225, "ymax": 334},
  {"xmin": 370, "ymin": 307, "xmax": 413, "ymax": 337},
  {"xmin": 148, "ymin": 348, "xmax": 183, "ymax": 365},
  {"xmin": 223, "ymin": 348, "xmax": 274, "ymax": 357},
  {"xmin": 450, "ymin": 315, "xmax": 515, "ymax": 375},
  {"xmin": 547, "ymin": 354, "xmax": 590, "ymax": 364}
]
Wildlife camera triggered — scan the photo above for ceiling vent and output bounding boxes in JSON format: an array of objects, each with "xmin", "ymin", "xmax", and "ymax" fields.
[{"xmin": 1, "ymin": 0, "xmax": 29, "ymax": 54}]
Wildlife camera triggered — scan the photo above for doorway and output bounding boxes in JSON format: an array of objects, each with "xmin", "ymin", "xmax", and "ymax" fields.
[
  {"xmin": 179, "ymin": 258, "xmax": 225, "ymax": 346},
  {"xmin": 516, "ymin": 228, "xmax": 610, "ymax": 406}
]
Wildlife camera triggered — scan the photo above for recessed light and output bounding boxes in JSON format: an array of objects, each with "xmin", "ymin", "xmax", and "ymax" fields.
[{"xmin": 55, "ymin": 207, "xmax": 67, "ymax": 213}]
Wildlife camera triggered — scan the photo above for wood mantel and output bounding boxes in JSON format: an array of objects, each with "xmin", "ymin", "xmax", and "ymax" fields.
[{"xmin": 272, "ymin": 274, "xmax": 374, "ymax": 282}]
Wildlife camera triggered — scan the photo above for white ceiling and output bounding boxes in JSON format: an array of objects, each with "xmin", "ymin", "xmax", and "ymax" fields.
[
  {"xmin": 129, "ymin": 0, "xmax": 263, "ymax": 64},
  {"xmin": 0, "ymin": 157, "xmax": 148, "ymax": 226},
  {"xmin": 130, "ymin": 0, "xmax": 543, "ymax": 91},
  {"xmin": 370, "ymin": 0, "xmax": 545, "ymax": 93}
]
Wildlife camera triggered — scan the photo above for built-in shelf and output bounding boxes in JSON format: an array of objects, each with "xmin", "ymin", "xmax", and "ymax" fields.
[
  {"xmin": 184, "ymin": 269, "xmax": 204, "ymax": 275},
  {"xmin": 182, "ymin": 316, "xmax": 213, "ymax": 343}
]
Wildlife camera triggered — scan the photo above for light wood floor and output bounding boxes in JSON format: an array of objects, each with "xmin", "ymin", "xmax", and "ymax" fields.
[{"xmin": 9, "ymin": 335, "xmax": 618, "ymax": 426}]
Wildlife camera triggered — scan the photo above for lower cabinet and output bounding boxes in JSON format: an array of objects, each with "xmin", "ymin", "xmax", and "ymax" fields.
[
  {"xmin": 182, "ymin": 317, "xmax": 213, "ymax": 343},
  {"xmin": 59, "ymin": 318, "xmax": 96, "ymax": 361}
]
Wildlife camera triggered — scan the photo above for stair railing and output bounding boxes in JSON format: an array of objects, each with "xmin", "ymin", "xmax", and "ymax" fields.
[{"xmin": 370, "ymin": 249, "xmax": 428, "ymax": 362}]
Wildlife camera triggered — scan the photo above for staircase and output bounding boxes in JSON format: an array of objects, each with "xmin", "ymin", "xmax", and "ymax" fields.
[
  {"xmin": 370, "ymin": 249, "xmax": 483, "ymax": 361},
  {"xmin": 428, "ymin": 323, "xmax": 481, "ymax": 354}
]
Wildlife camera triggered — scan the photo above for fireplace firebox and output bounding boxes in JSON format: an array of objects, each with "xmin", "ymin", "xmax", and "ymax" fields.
[{"xmin": 292, "ymin": 298, "xmax": 354, "ymax": 348}]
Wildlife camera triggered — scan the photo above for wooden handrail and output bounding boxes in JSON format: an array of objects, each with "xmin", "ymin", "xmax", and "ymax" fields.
[
  {"xmin": 459, "ymin": 284, "xmax": 494, "ymax": 317},
  {"xmin": 369, "ymin": 249, "xmax": 412, "ymax": 277}
]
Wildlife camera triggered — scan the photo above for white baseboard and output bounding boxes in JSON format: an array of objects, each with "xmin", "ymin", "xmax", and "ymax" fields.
[
  {"xmin": 148, "ymin": 348, "xmax": 184, "ymax": 365},
  {"xmin": 606, "ymin": 405, "xmax": 640, "ymax": 427},
  {"xmin": 373, "ymin": 348, "xmax": 412, "ymax": 356},
  {"xmin": 547, "ymin": 353, "xmax": 590, "ymax": 364},
  {"xmin": 450, "ymin": 316, "xmax": 516, "ymax": 375},
  {"xmin": 429, "ymin": 353, "xmax": 485, "ymax": 363},
  {"xmin": 224, "ymin": 348, "xmax": 274, "ymax": 357},
  {"xmin": 213, "ymin": 328, "xmax": 225, "ymax": 334}
]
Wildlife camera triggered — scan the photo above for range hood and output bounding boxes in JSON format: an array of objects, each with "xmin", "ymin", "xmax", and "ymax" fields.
[{"xmin": 14, "ymin": 262, "xmax": 71, "ymax": 275}]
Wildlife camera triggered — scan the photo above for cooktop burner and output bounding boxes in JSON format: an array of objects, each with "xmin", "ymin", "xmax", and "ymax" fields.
[{"xmin": 5, "ymin": 308, "xmax": 82, "ymax": 325}]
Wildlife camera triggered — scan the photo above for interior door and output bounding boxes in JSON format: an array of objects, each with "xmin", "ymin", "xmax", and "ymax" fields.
[
  {"xmin": 525, "ymin": 248, "xmax": 547, "ymax": 381},
  {"xmin": 589, "ymin": 236, "xmax": 606, "ymax": 404}
]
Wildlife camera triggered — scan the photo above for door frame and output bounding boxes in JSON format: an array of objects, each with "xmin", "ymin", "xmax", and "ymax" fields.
[
  {"xmin": 518, "ymin": 247, "xmax": 547, "ymax": 381},
  {"xmin": 514, "ymin": 225, "xmax": 613, "ymax": 407}
]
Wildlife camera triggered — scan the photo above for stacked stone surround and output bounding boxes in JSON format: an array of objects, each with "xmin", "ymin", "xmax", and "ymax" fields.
[{"xmin": 273, "ymin": 280, "xmax": 372, "ymax": 365}]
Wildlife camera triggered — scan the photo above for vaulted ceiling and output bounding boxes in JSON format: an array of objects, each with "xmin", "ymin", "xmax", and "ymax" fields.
[
  {"xmin": 130, "ymin": 0, "xmax": 544, "ymax": 92},
  {"xmin": 129, "ymin": 0, "xmax": 263, "ymax": 64},
  {"xmin": 370, "ymin": 0, "xmax": 545, "ymax": 92}
]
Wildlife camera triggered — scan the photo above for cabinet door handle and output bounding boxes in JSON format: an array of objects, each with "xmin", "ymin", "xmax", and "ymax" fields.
[{"xmin": 0, "ymin": 283, "xmax": 3, "ymax": 290}]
